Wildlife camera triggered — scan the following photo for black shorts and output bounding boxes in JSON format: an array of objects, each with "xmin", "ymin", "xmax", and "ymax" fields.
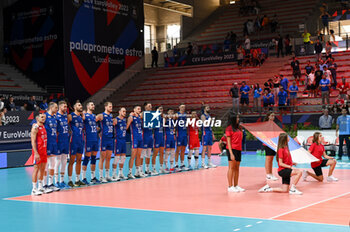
[
  {"xmin": 264, "ymin": 145, "xmax": 276, "ymax": 156},
  {"xmin": 293, "ymin": 70, "xmax": 301, "ymax": 77},
  {"xmin": 279, "ymin": 104, "xmax": 286, "ymax": 110},
  {"xmin": 278, "ymin": 168, "xmax": 292, "ymax": 185},
  {"xmin": 312, "ymin": 159, "xmax": 329, "ymax": 176},
  {"xmin": 240, "ymin": 98, "xmax": 249, "ymax": 105},
  {"xmin": 227, "ymin": 149, "xmax": 242, "ymax": 162}
]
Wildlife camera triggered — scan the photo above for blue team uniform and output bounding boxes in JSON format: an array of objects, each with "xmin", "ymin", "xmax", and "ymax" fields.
[
  {"xmin": 101, "ymin": 112, "xmax": 114, "ymax": 151},
  {"xmin": 56, "ymin": 112, "xmax": 69, "ymax": 154},
  {"xmin": 84, "ymin": 113, "xmax": 99, "ymax": 152},
  {"xmin": 70, "ymin": 112, "xmax": 84, "ymax": 155},
  {"xmin": 165, "ymin": 119, "xmax": 176, "ymax": 148},
  {"xmin": 202, "ymin": 113, "xmax": 213, "ymax": 146},
  {"xmin": 44, "ymin": 112, "xmax": 58, "ymax": 155},
  {"xmin": 154, "ymin": 118, "xmax": 164, "ymax": 148},
  {"xmin": 115, "ymin": 117, "xmax": 127, "ymax": 154},
  {"xmin": 143, "ymin": 114, "xmax": 154, "ymax": 149},
  {"xmin": 131, "ymin": 114, "xmax": 143, "ymax": 149},
  {"xmin": 176, "ymin": 112, "xmax": 188, "ymax": 147}
]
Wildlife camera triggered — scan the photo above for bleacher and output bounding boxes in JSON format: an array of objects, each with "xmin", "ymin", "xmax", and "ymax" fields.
[
  {"xmin": 0, "ymin": 64, "xmax": 45, "ymax": 93},
  {"xmin": 113, "ymin": 62, "xmax": 261, "ymax": 117},
  {"xmin": 195, "ymin": 0, "xmax": 318, "ymax": 45}
]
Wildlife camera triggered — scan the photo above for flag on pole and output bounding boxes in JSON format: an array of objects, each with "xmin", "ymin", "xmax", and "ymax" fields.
[{"xmin": 241, "ymin": 121, "xmax": 319, "ymax": 164}]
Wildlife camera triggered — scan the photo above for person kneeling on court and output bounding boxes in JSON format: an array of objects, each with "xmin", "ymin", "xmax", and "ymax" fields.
[
  {"xmin": 258, "ymin": 133, "xmax": 303, "ymax": 195},
  {"xmin": 302, "ymin": 132, "xmax": 338, "ymax": 182}
]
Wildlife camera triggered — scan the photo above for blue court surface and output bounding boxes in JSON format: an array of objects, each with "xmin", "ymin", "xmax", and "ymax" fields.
[{"xmin": 1, "ymin": 153, "xmax": 349, "ymax": 232}]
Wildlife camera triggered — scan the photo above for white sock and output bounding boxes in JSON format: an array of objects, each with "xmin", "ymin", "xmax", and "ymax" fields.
[
  {"xmin": 208, "ymin": 158, "xmax": 211, "ymax": 164},
  {"xmin": 112, "ymin": 167, "xmax": 117, "ymax": 175},
  {"xmin": 32, "ymin": 182, "xmax": 37, "ymax": 190},
  {"xmin": 99, "ymin": 169, "xmax": 103, "ymax": 178},
  {"xmin": 48, "ymin": 175, "xmax": 53, "ymax": 186},
  {"xmin": 38, "ymin": 181, "xmax": 43, "ymax": 189},
  {"xmin": 60, "ymin": 174, "xmax": 64, "ymax": 183},
  {"xmin": 68, "ymin": 176, "xmax": 72, "ymax": 182},
  {"xmin": 82, "ymin": 170, "xmax": 86, "ymax": 179},
  {"xmin": 170, "ymin": 162, "xmax": 174, "ymax": 169},
  {"xmin": 54, "ymin": 174, "xmax": 59, "ymax": 183},
  {"xmin": 91, "ymin": 171, "xmax": 95, "ymax": 179},
  {"xmin": 119, "ymin": 168, "xmax": 123, "ymax": 174},
  {"xmin": 181, "ymin": 161, "xmax": 184, "ymax": 166},
  {"xmin": 75, "ymin": 175, "xmax": 80, "ymax": 182},
  {"xmin": 129, "ymin": 168, "xmax": 132, "ymax": 174},
  {"xmin": 146, "ymin": 164, "xmax": 150, "ymax": 171},
  {"xmin": 43, "ymin": 175, "xmax": 47, "ymax": 186},
  {"xmin": 106, "ymin": 170, "xmax": 109, "ymax": 178}
]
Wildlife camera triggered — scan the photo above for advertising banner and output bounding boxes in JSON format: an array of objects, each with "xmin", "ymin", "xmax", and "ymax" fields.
[{"xmin": 63, "ymin": 0, "xmax": 144, "ymax": 103}]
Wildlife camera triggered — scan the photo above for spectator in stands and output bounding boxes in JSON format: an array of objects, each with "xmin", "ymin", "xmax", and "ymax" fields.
[
  {"xmin": 307, "ymin": 69, "xmax": 316, "ymax": 97},
  {"xmin": 315, "ymin": 65, "xmax": 323, "ymax": 89},
  {"xmin": 0, "ymin": 108, "xmax": 7, "ymax": 126},
  {"xmin": 253, "ymin": 84, "xmax": 262, "ymax": 112},
  {"xmin": 320, "ymin": 11, "xmax": 331, "ymax": 35},
  {"xmin": 330, "ymin": 29, "xmax": 336, "ymax": 42},
  {"xmin": 186, "ymin": 42, "xmax": 193, "ymax": 55},
  {"xmin": 243, "ymin": 51, "xmax": 252, "ymax": 67},
  {"xmin": 336, "ymin": 77, "xmax": 349, "ymax": 100},
  {"xmin": 0, "ymin": 96, "xmax": 4, "ymax": 110},
  {"xmin": 151, "ymin": 47, "xmax": 158, "ymax": 68},
  {"xmin": 302, "ymin": 29, "xmax": 311, "ymax": 44},
  {"xmin": 323, "ymin": 66, "xmax": 332, "ymax": 84},
  {"xmin": 319, "ymin": 59, "xmax": 328, "ymax": 71},
  {"xmin": 319, "ymin": 109, "xmax": 333, "ymax": 130},
  {"xmin": 5, "ymin": 96, "xmax": 16, "ymax": 111},
  {"xmin": 262, "ymin": 89, "xmax": 273, "ymax": 112},
  {"xmin": 336, "ymin": 108, "xmax": 350, "ymax": 161},
  {"xmin": 272, "ymin": 75, "xmax": 280, "ymax": 104},
  {"xmin": 26, "ymin": 95, "xmax": 37, "ymax": 111},
  {"xmin": 192, "ymin": 42, "xmax": 199, "ymax": 55},
  {"xmin": 317, "ymin": 30, "xmax": 325, "ymax": 42},
  {"xmin": 254, "ymin": 15, "xmax": 262, "ymax": 31},
  {"xmin": 304, "ymin": 60, "xmax": 314, "ymax": 77},
  {"xmin": 291, "ymin": 57, "xmax": 301, "ymax": 81},
  {"xmin": 284, "ymin": 34, "xmax": 292, "ymax": 56},
  {"xmin": 325, "ymin": 41, "xmax": 332, "ymax": 59},
  {"xmin": 278, "ymin": 86, "xmax": 288, "ymax": 114},
  {"xmin": 251, "ymin": 49, "xmax": 260, "ymax": 66},
  {"xmin": 247, "ymin": 19, "xmax": 255, "ymax": 35},
  {"xmin": 314, "ymin": 39, "xmax": 323, "ymax": 61},
  {"xmin": 328, "ymin": 57, "xmax": 337, "ymax": 86},
  {"xmin": 320, "ymin": 74, "xmax": 331, "ymax": 108},
  {"xmin": 237, "ymin": 45, "xmax": 244, "ymax": 69},
  {"xmin": 229, "ymin": 82, "xmax": 240, "ymax": 113},
  {"xmin": 39, "ymin": 98, "xmax": 48, "ymax": 111},
  {"xmin": 261, "ymin": 15, "xmax": 269, "ymax": 29},
  {"xmin": 289, "ymin": 81, "xmax": 299, "ymax": 111},
  {"xmin": 277, "ymin": 34, "xmax": 284, "ymax": 58},
  {"xmin": 280, "ymin": 75, "xmax": 289, "ymax": 91},
  {"xmin": 244, "ymin": 35, "xmax": 251, "ymax": 54},
  {"xmin": 265, "ymin": 78, "xmax": 273, "ymax": 92},
  {"xmin": 173, "ymin": 46, "xmax": 178, "ymax": 57},
  {"xmin": 331, "ymin": 95, "xmax": 345, "ymax": 113},
  {"xmin": 240, "ymin": 81, "xmax": 251, "ymax": 113},
  {"xmin": 224, "ymin": 36, "xmax": 231, "ymax": 52},
  {"xmin": 268, "ymin": 90, "xmax": 275, "ymax": 111},
  {"xmin": 270, "ymin": 14, "xmax": 278, "ymax": 33}
]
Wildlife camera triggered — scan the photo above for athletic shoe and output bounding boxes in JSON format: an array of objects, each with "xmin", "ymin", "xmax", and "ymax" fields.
[
  {"xmin": 68, "ymin": 181, "xmax": 75, "ymax": 188},
  {"xmin": 235, "ymin": 186, "xmax": 246, "ymax": 192},
  {"xmin": 289, "ymin": 187, "xmax": 303, "ymax": 195},
  {"xmin": 195, "ymin": 164, "xmax": 199, "ymax": 169},
  {"xmin": 208, "ymin": 162, "xmax": 217, "ymax": 168},
  {"xmin": 227, "ymin": 186, "xmax": 240, "ymax": 193},
  {"xmin": 169, "ymin": 168, "xmax": 175, "ymax": 173},
  {"xmin": 74, "ymin": 181, "xmax": 82, "ymax": 187},
  {"xmin": 55, "ymin": 182, "xmax": 62, "ymax": 189},
  {"xmin": 258, "ymin": 184, "xmax": 272, "ymax": 193},
  {"xmin": 99, "ymin": 177, "xmax": 108, "ymax": 183},
  {"xmin": 160, "ymin": 168, "xmax": 169, "ymax": 174},
  {"xmin": 118, "ymin": 173, "xmax": 128, "ymax": 180},
  {"xmin": 140, "ymin": 172, "xmax": 148, "ymax": 178},
  {"xmin": 266, "ymin": 174, "xmax": 278, "ymax": 181},
  {"xmin": 327, "ymin": 176, "xmax": 338, "ymax": 182},
  {"xmin": 106, "ymin": 177, "xmax": 113, "ymax": 182},
  {"xmin": 31, "ymin": 189, "xmax": 42, "ymax": 196},
  {"xmin": 42, "ymin": 186, "xmax": 53, "ymax": 194},
  {"xmin": 60, "ymin": 182, "xmax": 71, "ymax": 189},
  {"xmin": 82, "ymin": 178, "xmax": 90, "ymax": 186},
  {"xmin": 145, "ymin": 170, "xmax": 151, "ymax": 175},
  {"xmin": 111, "ymin": 175, "xmax": 120, "ymax": 182},
  {"xmin": 302, "ymin": 170, "xmax": 308, "ymax": 181},
  {"xmin": 187, "ymin": 165, "xmax": 193, "ymax": 170},
  {"xmin": 175, "ymin": 166, "xmax": 182, "ymax": 172},
  {"xmin": 48, "ymin": 184, "xmax": 60, "ymax": 192},
  {"xmin": 180, "ymin": 165, "xmax": 189, "ymax": 171},
  {"xmin": 37, "ymin": 188, "xmax": 45, "ymax": 195},
  {"xmin": 90, "ymin": 177, "xmax": 101, "ymax": 184},
  {"xmin": 151, "ymin": 170, "xmax": 159, "ymax": 176},
  {"xmin": 201, "ymin": 164, "xmax": 209, "ymax": 169},
  {"xmin": 127, "ymin": 173, "xmax": 136, "ymax": 179}
]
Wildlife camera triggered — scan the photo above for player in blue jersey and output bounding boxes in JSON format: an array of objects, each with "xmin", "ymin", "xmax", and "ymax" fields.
[
  {"xmin": 126, "ymin": 105, "xmax": 144, "ymax": 178},
  {"xmin": 153, "ymin": 106, "xmax": 169, "ymax": 174},
  {"xmin": 44, "ymin": 102, "xmax": 60, "ymax": 192},
  {"xmin": 201, "ymin": 105, "xmax": 217, "ymax": 169},
  {"xmin": 142, "ymin": 102, "xmax": 156, "ymax": 176},
  {"xmin": 164, "ymin": 108, "xmax": 176, "ymax": 172},
  {"xmin": 67, "ymin": 102, "xmax": 86, "ymax": 187},
  {"xmin": 175, "ymin": 104, "xmax": 189, "ymax": 171},
  {"xmin": 112, "ymin": 107, "xmax": 128, "ymax": 181},
  {"xmin": 54, "ymin": 101, "xmax": 71, "ymax": 189},
  {"xmin": 82, "ymin": 101, "xmax": 100, "ymax": 185},
  {"xmin": 96, "ymin": 102, "xmax": 115, "ymax": 183}
]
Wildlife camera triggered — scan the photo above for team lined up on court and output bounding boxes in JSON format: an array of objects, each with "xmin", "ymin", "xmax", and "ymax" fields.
[{"xmin": 30, "ymin": 101, "xmax": 217, "ymax": 196}]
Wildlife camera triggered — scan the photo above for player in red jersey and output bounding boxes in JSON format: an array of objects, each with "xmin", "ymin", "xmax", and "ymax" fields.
[
  {"xmin": 187, "ymin": 110, "xmax": 200, "ymax": 169},
  {"xmin": 31, "ymin": 113, "xmax": 53, "ymax": 195}
]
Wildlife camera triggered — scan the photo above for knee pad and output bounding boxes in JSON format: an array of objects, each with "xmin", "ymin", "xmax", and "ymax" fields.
[
  {"xmin": 141, "ymin": 150, "xmax": 147, "ymax": 158},
  {"xmin": 146, "ymin": 149, "xmax": 152, "ymax": 159},
  {"xmin": 82, "ymin": 155, "xmax": 90, "ymax": 166},
  {"xmin": 113, "ymin": 155, "xmax": 120, "ymax": 165},
  {"xmin": 120, "ymin": 155, "xmax": 126, "ymax": 164},
  {"xmin": 90, "ymin": 155, "xmax": 97, "ymax": 165},
  {"xmin": 48, "ymin": 156, "xmax": 55, "ymax": 169}
]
